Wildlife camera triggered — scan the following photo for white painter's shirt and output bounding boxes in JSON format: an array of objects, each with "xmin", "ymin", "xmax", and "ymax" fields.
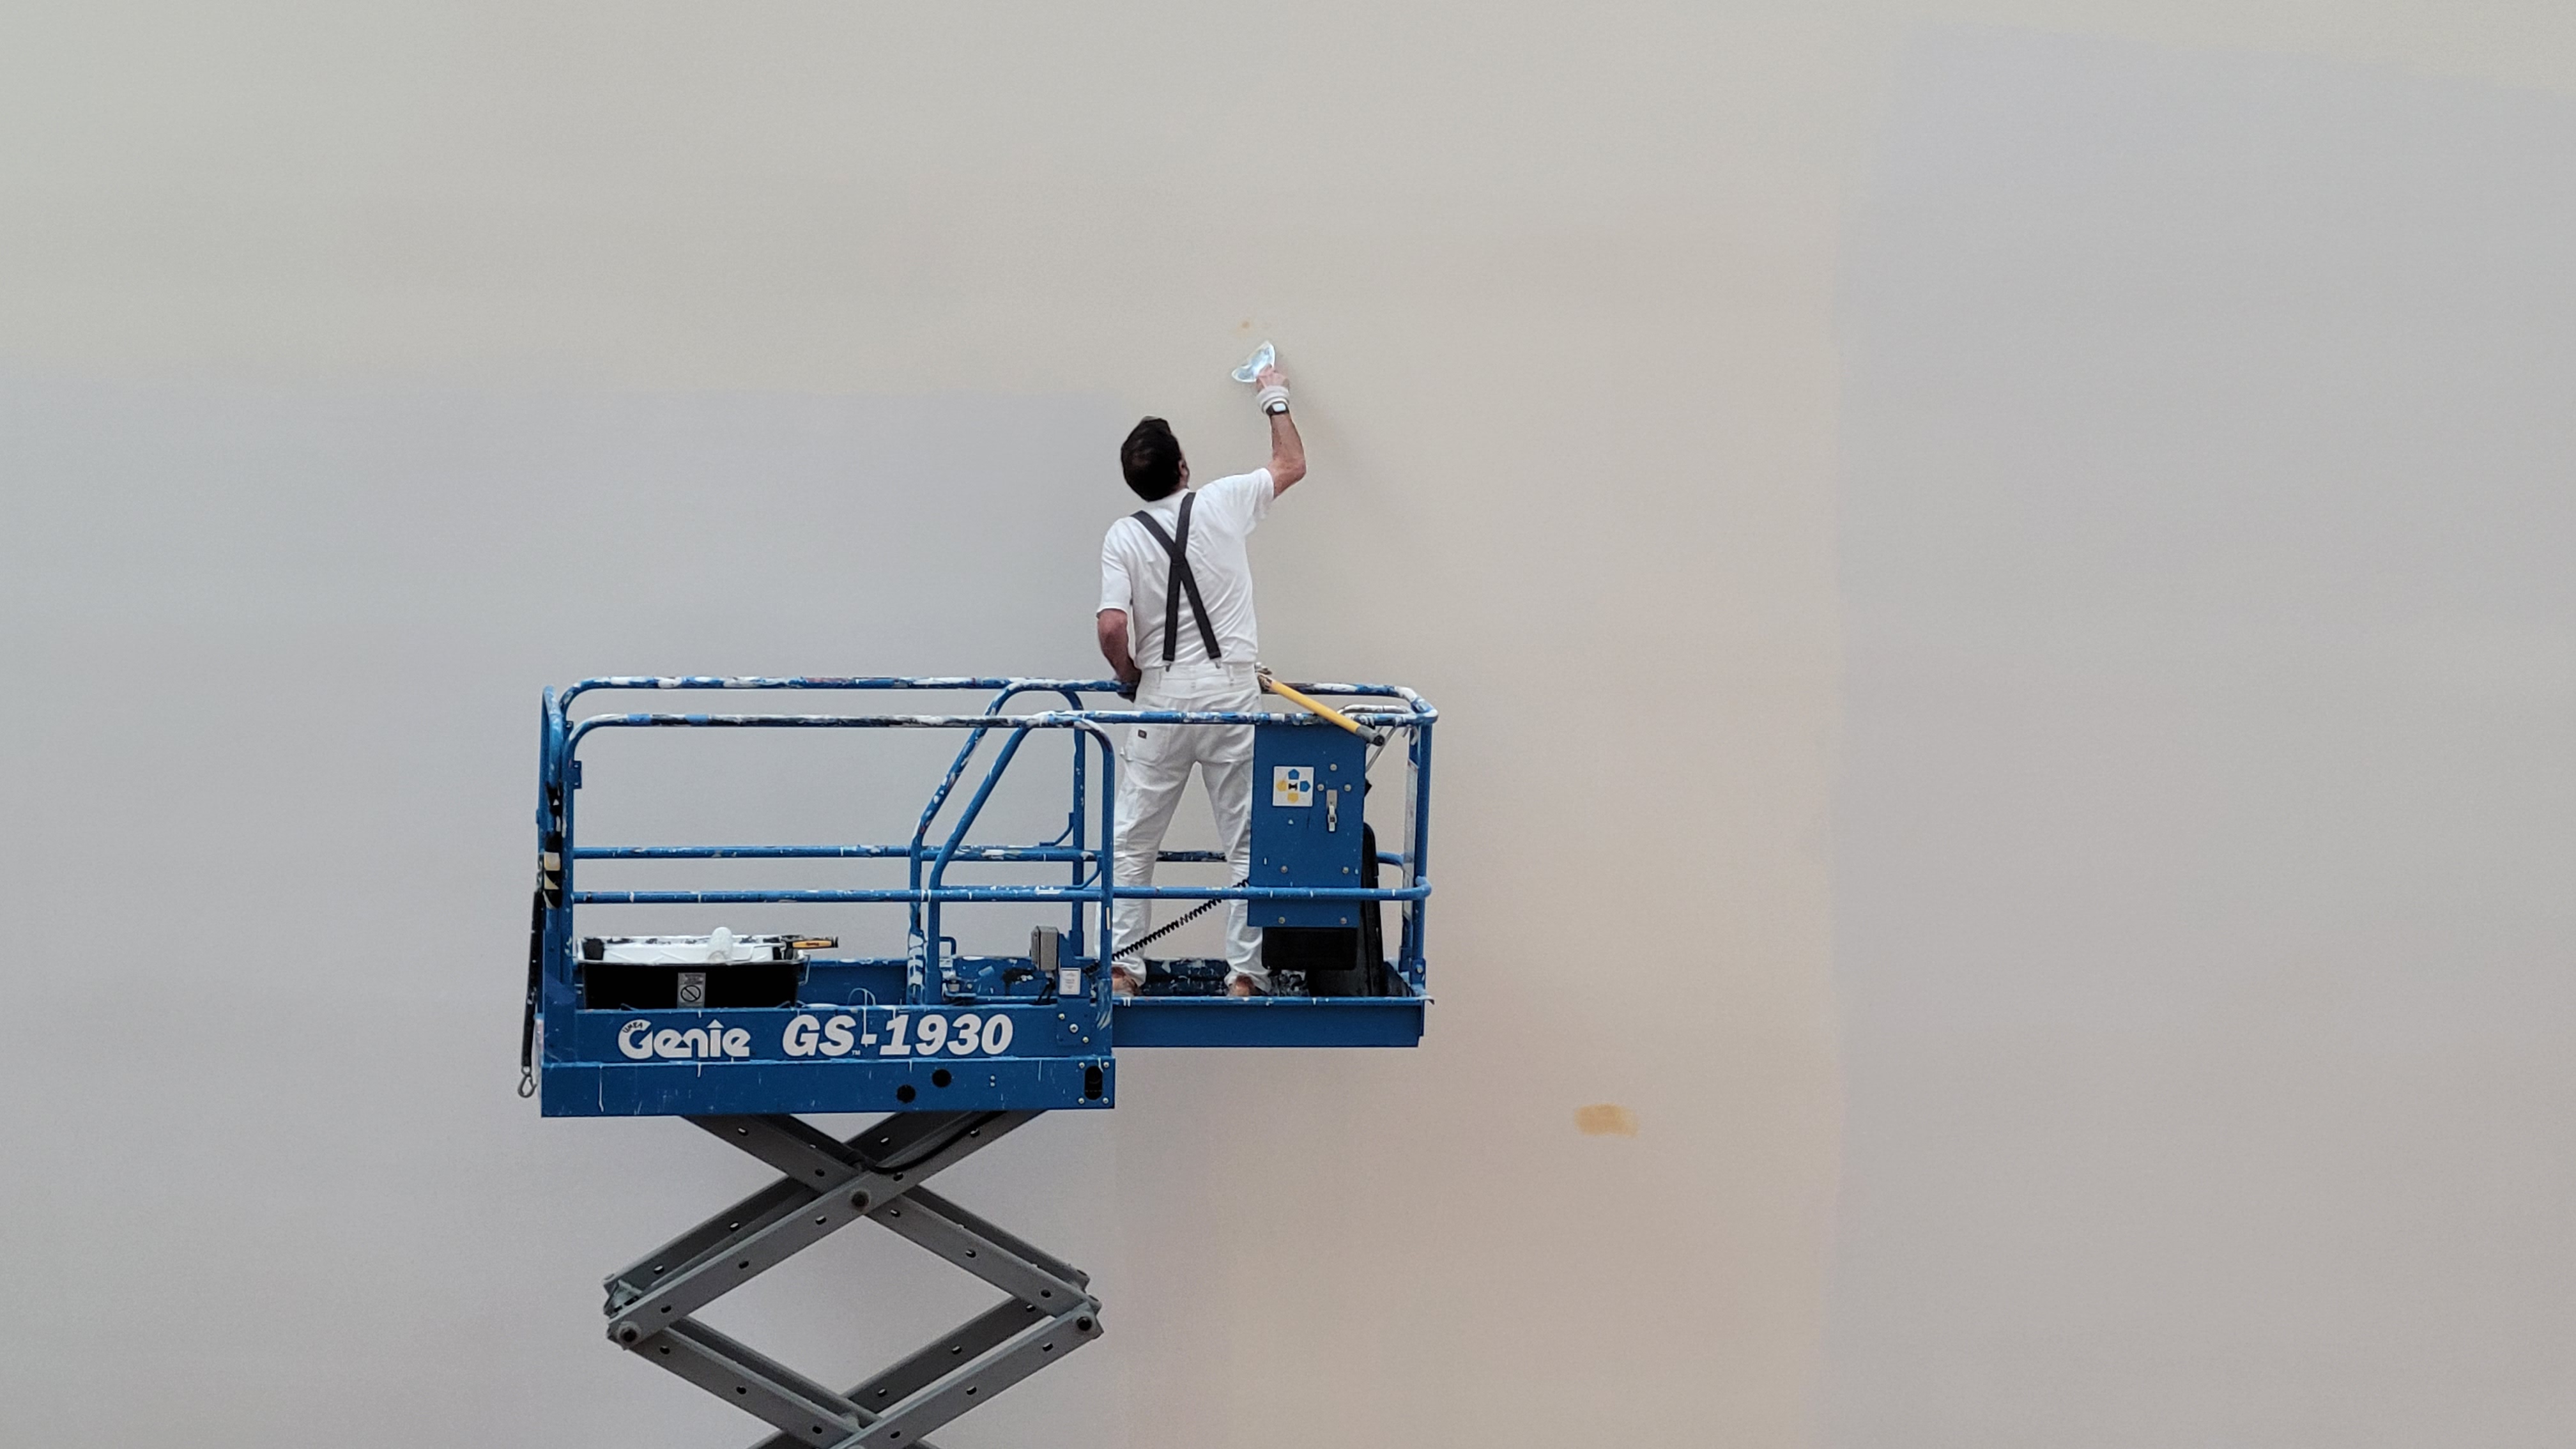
[{"xmin": 1097, "ymin": 470, "xmax": 1273, "ymax": 668}]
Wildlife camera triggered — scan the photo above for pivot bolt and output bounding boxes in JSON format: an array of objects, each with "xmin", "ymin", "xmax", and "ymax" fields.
[
  {"xmin": 850, "ymin": 1190, "xmax": 873, "ymax": 1213},
  {"xmin": 615, "ymin": 1322, "xmax": 641, "ymax": 1345}
]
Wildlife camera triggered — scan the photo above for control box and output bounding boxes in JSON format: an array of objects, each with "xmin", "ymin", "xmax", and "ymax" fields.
[{"xmin": 1248, "ymin": 719, "xmax": 1370, "ymax": 930}]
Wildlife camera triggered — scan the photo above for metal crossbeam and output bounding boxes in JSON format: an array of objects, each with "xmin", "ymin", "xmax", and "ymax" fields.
[{"xmin": 604, "ymin": 1110, "xmax": 1101, "ymax": 1449}]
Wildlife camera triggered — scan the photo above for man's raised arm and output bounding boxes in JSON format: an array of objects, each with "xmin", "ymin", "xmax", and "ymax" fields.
[{"xmin": 1258, "ymin": 363, "xmax": 1306, "ymax": 495}]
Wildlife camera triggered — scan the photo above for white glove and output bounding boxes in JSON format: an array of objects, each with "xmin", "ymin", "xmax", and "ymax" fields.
[{"xmin": 1255, "ymin": 383, "xmax": 1291, "ymax": 415}]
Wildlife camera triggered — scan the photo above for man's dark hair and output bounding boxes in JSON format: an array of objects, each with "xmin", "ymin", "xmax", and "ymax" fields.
[{"xmin": 1120, "ymin": 417, "xmax": 1184, "ymax": 501}]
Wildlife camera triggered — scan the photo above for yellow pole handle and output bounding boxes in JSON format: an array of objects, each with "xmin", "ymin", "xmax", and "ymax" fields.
[{"xmin": 1257, "ymin": 668, "xmax": 1386, "ymax": 746}]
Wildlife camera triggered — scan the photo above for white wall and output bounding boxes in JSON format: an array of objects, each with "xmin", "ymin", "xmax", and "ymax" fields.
[
  {"xmin": 1828, "ymin": 29, "xmax": 2576, "ymax": 1446},
  {"xmin": 0, "ymin": 4, "xmax": 2568, "ymax": 1446},
  {"xmin": 0, "ymin": 6, "xmax": 1847, "ymax": 1445}
]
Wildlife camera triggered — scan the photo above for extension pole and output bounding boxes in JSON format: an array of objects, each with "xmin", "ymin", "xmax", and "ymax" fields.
[{"xmin": 1257, "ymin": 669, "xmax": 1386, "ymax": 747}]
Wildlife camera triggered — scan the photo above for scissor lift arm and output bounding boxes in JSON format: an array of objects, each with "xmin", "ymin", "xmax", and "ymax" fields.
[{"xmin": 605, "ymin": 1110, "xmax": 1094, "ymax": 1449}]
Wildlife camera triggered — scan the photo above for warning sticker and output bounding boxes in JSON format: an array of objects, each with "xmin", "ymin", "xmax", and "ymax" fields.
[{"xmin": 1271, "ymin": 765, "xmax": 1315, "ymax": 807}]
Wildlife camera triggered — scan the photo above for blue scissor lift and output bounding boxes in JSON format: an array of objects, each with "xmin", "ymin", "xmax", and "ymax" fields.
[{"xmin": 528, "ymin": 676, "xmax": 1435, "ymax": 1448}]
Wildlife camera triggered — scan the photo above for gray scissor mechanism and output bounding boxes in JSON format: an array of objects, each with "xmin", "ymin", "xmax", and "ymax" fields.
[{"xmin": 602, "ymin": 1111, "xmax": 1097, "ymax": 1448}]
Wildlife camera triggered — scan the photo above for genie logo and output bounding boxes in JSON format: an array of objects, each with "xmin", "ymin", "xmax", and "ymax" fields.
[{"xmin": 618, "ymin": 1018, "xmax": 754, "ymax": 1061}]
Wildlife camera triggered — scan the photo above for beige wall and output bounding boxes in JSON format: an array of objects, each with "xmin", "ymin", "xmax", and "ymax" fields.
[{"xmin": 2, "ymin": 4, "xmax": 2569, "ymax": 1446}]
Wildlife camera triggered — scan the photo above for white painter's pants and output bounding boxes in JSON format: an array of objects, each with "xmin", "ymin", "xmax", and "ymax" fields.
[{"xmin": 1112, "ymin": 661, "xmax": 1265, "ymax": 985}]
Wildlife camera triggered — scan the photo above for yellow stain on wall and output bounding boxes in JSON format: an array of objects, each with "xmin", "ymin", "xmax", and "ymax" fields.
[{"xmin": 1575, "ymin": 1103, "xmax": 1639, "ymax": 1137}]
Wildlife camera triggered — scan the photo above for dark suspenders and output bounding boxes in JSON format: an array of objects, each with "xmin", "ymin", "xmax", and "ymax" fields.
[{"xmin": 1130, "ymin": 491, "xmax": 1223, "ymax": 664}]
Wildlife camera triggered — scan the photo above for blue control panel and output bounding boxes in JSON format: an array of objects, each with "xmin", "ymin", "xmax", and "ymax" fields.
[{"xmin": 1249, "ymin": 720, "xmax": 1372, "ymax": 930}]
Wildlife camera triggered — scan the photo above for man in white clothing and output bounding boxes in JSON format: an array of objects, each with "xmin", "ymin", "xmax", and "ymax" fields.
[{"xmin": 1096, "ymin": 362, "xmax": 1305, "ymax": 997}]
